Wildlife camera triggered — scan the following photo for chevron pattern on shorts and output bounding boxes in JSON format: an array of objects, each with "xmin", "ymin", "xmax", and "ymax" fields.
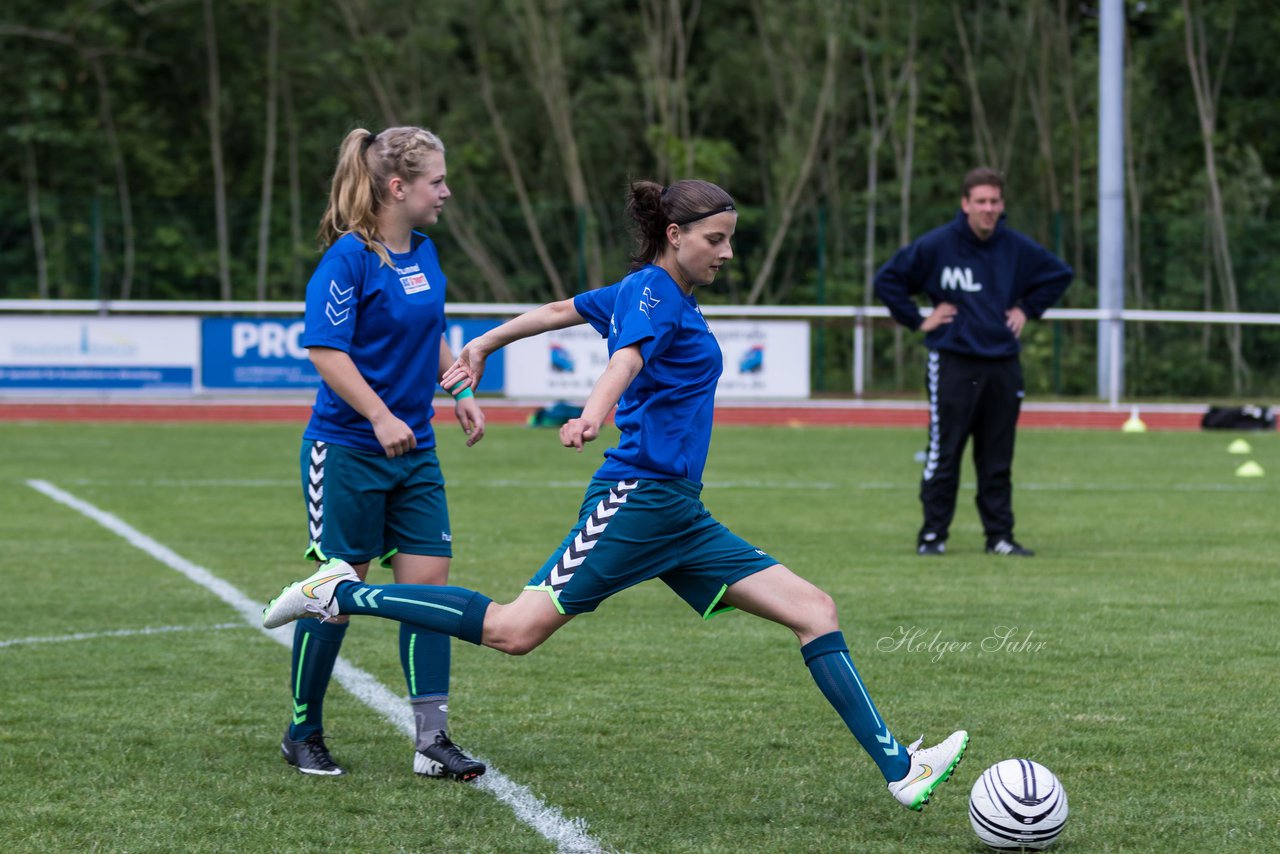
[
  {"xmin": 547, "ymin": 480, "xmax": 638, "ymax": 594},
  {"xmin": 307, "ymin": 441, "xmax": 327, "ymax": 543}
]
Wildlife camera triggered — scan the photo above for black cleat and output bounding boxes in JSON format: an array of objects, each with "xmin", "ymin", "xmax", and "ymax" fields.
[
  {"xmin": 414, "ymin": 732, "xmax": 486, "ymax": 781},
  {"xmin": 986, "ymin": 538, "xmax": 1035, "ymax": 556},
  {"xmin": 917, "ymin": 538, "xmax": 947, "ymax": 556},
  {"xmin": 281, "ymin": 730, "xmax": 345, "ymax": 776}
]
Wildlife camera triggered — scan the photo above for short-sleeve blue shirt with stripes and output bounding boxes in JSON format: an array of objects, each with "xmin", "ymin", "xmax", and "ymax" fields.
[
  {"xmin": 573, "ymin": 264, "xmax": 722, "ymax": 484},
  {"xmin": 301, "ymin": 232, "xmax": 447, "ymax": 454}
]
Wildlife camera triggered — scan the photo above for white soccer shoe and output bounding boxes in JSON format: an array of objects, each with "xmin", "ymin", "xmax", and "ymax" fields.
[
  {"xmin": 262, "ymin": 559, "xmax": 360, "ymax": 628},
  {"xmin": 887, "ymin": 730, "xmax": 969, "ymax": 811}
]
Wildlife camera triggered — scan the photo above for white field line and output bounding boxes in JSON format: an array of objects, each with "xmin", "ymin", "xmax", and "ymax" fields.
[
  {"xmin": 26, "ymin": 478, "xmax": 610, "ymax": 854},
  {"xmin": 0, "ymin": 622, "xmax": 245, "ymax": 649},
  {"xmin": 58, "ymin": 477, "xmax": 1270, "ymax": 494}
]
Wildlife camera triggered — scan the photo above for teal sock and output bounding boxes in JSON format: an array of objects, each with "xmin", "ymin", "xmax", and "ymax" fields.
[
  {"xmin": 401, "ymin": 624, "xmax": 450, "ymax": 699},
  {"xmin": 802, "ymin": 631, "xmax": 910, "ymax": 782},
  {"xmin": 402, "ymin": 626, "xmax": 454, "ymax": 751},
  {"xmin": 335, "ymin": 582, "xmax": 491, "ymax": 645},
  {"xmin": 287, "ymin": 618, "xmax": 348, "ymax": 740}
]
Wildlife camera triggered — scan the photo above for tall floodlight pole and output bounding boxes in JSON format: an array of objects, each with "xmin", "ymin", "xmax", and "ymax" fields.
[{"xmin": 1097, "ymin": 0, "xmax": 1126, "ymax": 403}]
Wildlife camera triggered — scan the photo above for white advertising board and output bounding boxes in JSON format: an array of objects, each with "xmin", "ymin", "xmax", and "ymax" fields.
[
  {"xmin": 0, "ymin": 316, "xmax": 200, "ymax": 391},
  {"xmin": 503, "ymin": 319, "xmax": 810, "ymax": 400}
]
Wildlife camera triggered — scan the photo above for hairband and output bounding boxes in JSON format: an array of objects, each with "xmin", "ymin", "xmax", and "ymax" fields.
[
  {"xmin": 672, "ymin": 204, "xmax": 737, "ymax": 227},
  {"xmin": 362, "ymin": 132, "xmax": 379, "ymax": 150}
]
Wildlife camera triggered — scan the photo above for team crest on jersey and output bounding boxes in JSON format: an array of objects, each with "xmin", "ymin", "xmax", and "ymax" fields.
[
  {"xmin": 396, "ymin": 263, "xmax": 431, "ymax": 294},
  {"xmin": 639, "ymin": 287, "xmax": 661, "ymax": 316}
]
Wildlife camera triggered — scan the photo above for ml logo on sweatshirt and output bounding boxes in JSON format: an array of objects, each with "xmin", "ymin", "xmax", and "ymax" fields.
[{"xmin": 940, "ymin": 267, "xmax": 983, "ymax": 292}]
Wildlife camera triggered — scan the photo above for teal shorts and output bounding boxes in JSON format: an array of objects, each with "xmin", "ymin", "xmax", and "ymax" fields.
[
  {"xmin": 526, "ymin": 478, "xmax": 779, "ymax": 617},
  {"xmin": 300, "ymin": 440, "xmax": 451, "ymax": 566}
]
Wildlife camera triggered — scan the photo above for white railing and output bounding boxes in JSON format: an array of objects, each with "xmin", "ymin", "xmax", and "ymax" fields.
[{"xmin": 3, "ymin": 299, "xmax": 1278, "ymax": 405}]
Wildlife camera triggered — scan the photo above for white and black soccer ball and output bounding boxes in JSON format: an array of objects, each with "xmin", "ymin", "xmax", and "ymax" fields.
[{"xmin": 968, "ymin": 759, "xmax": 1069, "ymax": 850}]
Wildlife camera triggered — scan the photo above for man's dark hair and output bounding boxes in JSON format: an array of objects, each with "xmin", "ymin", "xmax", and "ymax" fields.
[{"xmin": 963, "ymin": 167, "xmax": 1004, "ymax": 198}]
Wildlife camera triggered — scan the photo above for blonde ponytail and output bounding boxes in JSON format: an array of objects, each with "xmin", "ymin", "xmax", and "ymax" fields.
[{"xmin": 317, "ymin": 126, "xmax": 446, "ymax": 268}]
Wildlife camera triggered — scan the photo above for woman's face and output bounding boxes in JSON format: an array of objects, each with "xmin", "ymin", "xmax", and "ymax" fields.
[
  {"xmin": 667, "ymin": 211, "xmax": 737, "ymax": 290},
  {"xmin": 398, "ymin": 151, "xmax": 451, "ymax": 227}
]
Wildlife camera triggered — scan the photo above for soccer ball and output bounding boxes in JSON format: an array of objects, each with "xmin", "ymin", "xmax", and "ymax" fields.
[{"xmin": 968, "ymin": 759, "xmax": 1069, "ymax": 850}]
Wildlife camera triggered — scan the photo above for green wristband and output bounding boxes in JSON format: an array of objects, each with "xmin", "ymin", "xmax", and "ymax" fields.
[{"xmin": 453, "ymin": 386, "xmax": 474, "ymax": 401}]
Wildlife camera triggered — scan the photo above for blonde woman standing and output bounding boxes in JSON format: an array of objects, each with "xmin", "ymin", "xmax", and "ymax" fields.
[{"xmin": 280, "ymin": 127, "xmax": 485, "ymax": 780}]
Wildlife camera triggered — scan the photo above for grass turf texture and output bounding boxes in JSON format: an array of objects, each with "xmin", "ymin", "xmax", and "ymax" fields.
[{"xmin": 1, "ymin": 421, "xmax": 1276, "ymax": 853}]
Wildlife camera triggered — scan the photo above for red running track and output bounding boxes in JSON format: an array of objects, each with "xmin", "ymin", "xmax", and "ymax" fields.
[{"xmin": 0, "ymin": 399, "xmax": 1208, "ymax": 430}]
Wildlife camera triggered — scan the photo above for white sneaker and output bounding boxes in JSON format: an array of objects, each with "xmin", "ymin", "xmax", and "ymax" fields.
[
  {"xmin": 887, "ymin": 730, "xmax": 969, "ymax": 811},
  {"xmin": 263, "ymin": 559, "xmax": 360, "ymax": 628}
]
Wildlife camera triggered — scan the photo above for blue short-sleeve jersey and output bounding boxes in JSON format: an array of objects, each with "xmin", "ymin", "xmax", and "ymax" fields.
[
  {"xmin": 573, "ymin": 265, "xmax": 722, "ymax": 484},
  {"xmin": 301, "ymin": 232, "xmax": 447, "ymax": 453}
]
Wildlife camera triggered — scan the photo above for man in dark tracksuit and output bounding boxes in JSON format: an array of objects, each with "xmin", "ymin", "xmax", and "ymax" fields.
[{"xmin": 874, "ymin": 167, "xmax": 1073, "ymax": 556}]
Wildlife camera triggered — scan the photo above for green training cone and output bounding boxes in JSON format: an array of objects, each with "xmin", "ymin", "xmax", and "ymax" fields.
[
  {"xmin": 1235, "ymin": 461, "xmax": 1265, "ymax": 478},
  {"xmin": 1227, "ymin": 438, "xmax": 1252, "ymax": 454}
]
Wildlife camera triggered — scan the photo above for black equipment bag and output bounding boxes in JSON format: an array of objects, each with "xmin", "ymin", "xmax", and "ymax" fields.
[{"xmin": 1200, "ymin": 405, "xmax": 1276, "ymax": 431}]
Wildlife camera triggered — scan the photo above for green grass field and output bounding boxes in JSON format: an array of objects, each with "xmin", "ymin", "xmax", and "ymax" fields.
[{"xmin": 1, "ymin": 420, "xmax": 1276, "ymax": 853}]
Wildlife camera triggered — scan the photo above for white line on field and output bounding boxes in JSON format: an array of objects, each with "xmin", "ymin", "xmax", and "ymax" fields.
[
  {"xmin": 0, "ymin": 622, "xmax": 245, "ymax": 649},
  {"xmin": 25, "ymin": 478, "xmax": 610, "ymax": 854},
  {"xmin": 54, "ymin": 476, "xmax": 1271, "ymax": 494}
]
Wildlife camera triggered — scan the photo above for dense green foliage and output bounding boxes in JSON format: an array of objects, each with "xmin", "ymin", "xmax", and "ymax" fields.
[
  {"xmin": 2, "ymin": 1, "xmax": 1277, "ymax": 394},
  {"xmin": 1, "ymin": 421, "xmax": 1277, "ymax": 852}
]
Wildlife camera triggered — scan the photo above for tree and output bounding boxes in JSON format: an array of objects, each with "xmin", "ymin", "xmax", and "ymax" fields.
[
  {"xmin": 1182, "ymin": 0, "xmax": 1248, "ymax": 391},
  {"xmin": 21, "ymin": 137, "xmax": 49, "ymax": 298},
  {"xmin": 468, "ymin": 14, "xmax": 566, "ymax": 299},
  {"xmin": 203, "ymin": 0, "xmax": 232, "ymax": 300},
  {"xmin": 506, "ymin": 0, "xmax": 604, "ymax": 291},
  {"xmin": 636, "ymin": 0, "xmax": 701, "ymax": 181},
  {"xmin": 0, "ymin": 17, "xmax": 141, "ymax": 299},
  {"xmin": 744, "ymin": 0, "xmax": 843, "ymax": 305},
  {"xmin": 254, "ymin": 0, "xmax": 280, "ymax": 301}
]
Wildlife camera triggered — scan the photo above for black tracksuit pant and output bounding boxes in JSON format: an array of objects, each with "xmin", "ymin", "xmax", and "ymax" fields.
[{"xmin": 918, "ymin": 349, "xmax": 1022, "ymax": 545}]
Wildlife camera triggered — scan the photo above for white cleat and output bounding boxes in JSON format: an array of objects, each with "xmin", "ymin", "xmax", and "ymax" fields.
[
  {"xmin": 263, "ymin": 559, "xmax": 359, "ymax": 628},
  {"xmin": 887, "ymin": 730, "xmax": 969, "ymax": 811}
]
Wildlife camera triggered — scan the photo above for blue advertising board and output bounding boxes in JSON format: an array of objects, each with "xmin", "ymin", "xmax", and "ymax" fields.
[{"xmin": 200, "ymin": 317, "xmax": 506, "ymax": 391}]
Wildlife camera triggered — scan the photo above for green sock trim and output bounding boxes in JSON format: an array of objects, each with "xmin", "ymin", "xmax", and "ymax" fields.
[
  {"xmin": 293, "ymin": 632, "xmax": 311, "ymax": 698},
  {"xmin": 408, "ymin": 632, "xmax": 418, "ymax": 695}
]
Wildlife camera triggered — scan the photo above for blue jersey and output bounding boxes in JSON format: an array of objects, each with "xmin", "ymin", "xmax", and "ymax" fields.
[
  {"xmin": 573, "ymin": 265, "xmax": 722, "ymax": 484},
  {"xmin": 301, "ymin": 232, "xmax": 447, "ymax": 454},
  {"xmin": 874, "ymin": 212, "xmax": 1073, "ymax": 358}
]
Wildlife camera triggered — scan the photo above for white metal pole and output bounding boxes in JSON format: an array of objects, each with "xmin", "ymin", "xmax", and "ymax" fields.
[
  {"xmin": 853, "ymin": 314, "xmax": 865, "ymax": 397},
  {"xmin": 1109, "ymin": 314, "xmax": 1122, "ymax": 409},
  {"xmin": 1097, "ymin": 0, "xmax": 1126, "ymax": 400}
]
